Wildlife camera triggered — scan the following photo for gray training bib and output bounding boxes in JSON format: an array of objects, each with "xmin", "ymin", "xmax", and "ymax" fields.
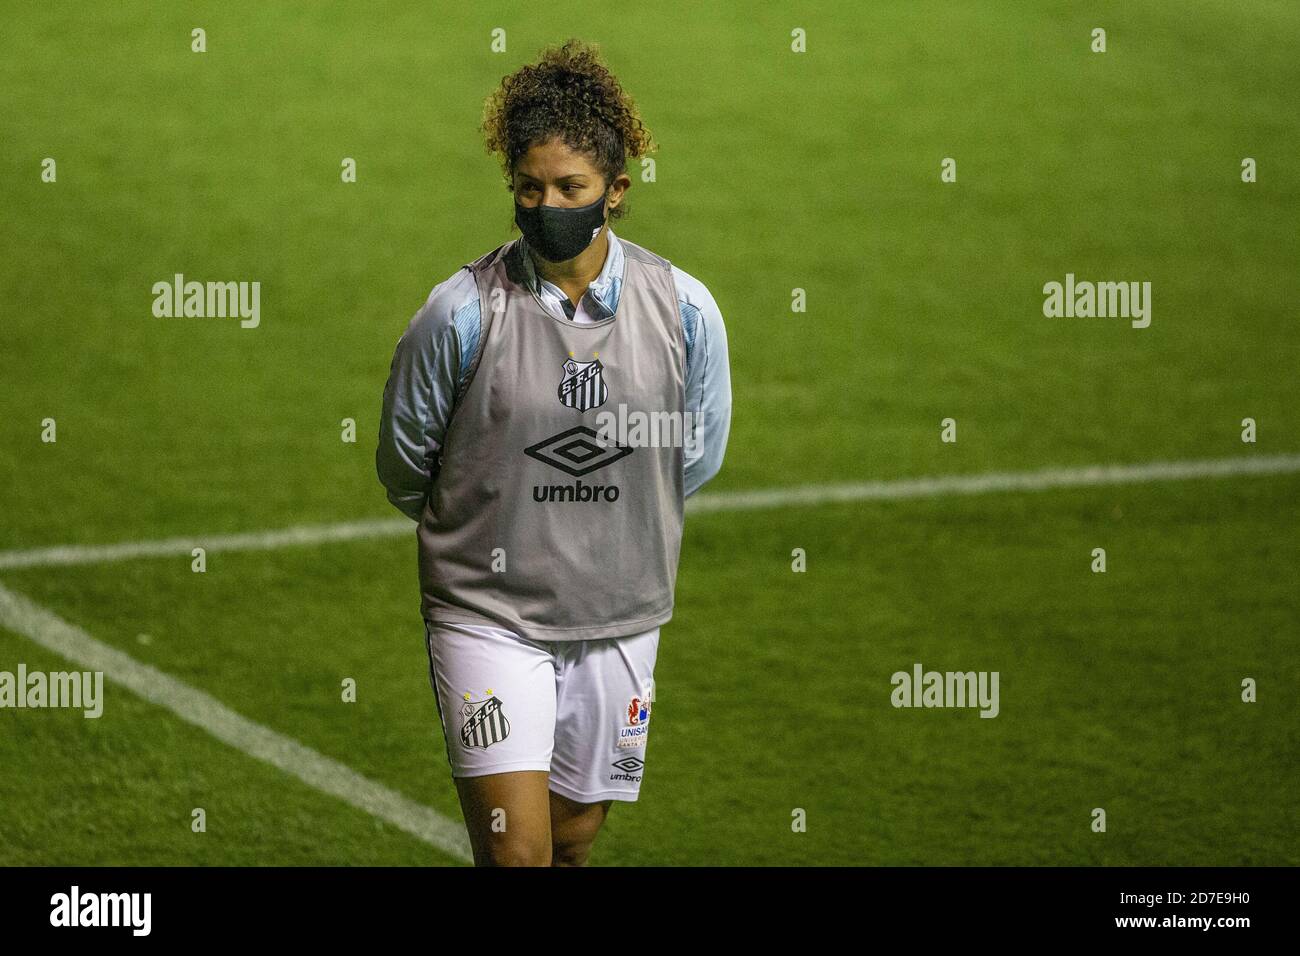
[{"xmin": 417, "ymin": 235, "xmax": 687, "ymax": 642}]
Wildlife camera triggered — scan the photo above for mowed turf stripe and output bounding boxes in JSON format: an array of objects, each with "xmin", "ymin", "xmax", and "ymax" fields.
[
  {"xmin": 0, "ymin": 581, "xmax": 473, "ymax": 863},
  {"xmin": 1, "ymin": 453, "xmax": 1297, "ymax": 571}
]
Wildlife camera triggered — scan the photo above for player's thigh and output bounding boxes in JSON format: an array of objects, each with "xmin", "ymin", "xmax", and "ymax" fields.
[{"xmin": 455, "ymin": 770, "xmax": 553, "ymax": 866}]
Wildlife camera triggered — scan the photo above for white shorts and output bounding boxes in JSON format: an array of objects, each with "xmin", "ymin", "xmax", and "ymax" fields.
[{"xmin": 422, "ymin": 620, "xmax": 659, "ymax": 803}]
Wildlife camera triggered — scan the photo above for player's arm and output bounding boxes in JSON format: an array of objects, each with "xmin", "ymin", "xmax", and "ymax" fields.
[
  {"xmin": 675, "ymin": 267, "xmax": 733, "ymax": 498},
  {"xmin": 375, "ymin": 270, "xmax": 479, "ymax": 521}
]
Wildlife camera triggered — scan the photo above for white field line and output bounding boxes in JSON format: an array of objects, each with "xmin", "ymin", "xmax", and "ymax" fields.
[
  {"xmin": 0, "ymin": 517, "xmax": 411, "ymax": 572},
  {"xmin": 0, "ymin": 581, "xmax": 473, "ymax": 864},
  {"xmin": 685, "ymin": 452, "xmax": 1300, "ymax": 513},
  {"xmin": 0, "ymin": 454, "xmax": 1297, "ymax": 572}
]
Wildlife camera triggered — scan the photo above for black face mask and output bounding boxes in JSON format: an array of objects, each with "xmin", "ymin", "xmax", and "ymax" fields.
[{"xmin": 514, "ymin": 192, "xmax": 607, "ymax": 263}]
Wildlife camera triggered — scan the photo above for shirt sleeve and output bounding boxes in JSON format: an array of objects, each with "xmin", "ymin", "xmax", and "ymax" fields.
[
  {"xmin": 673, "ymin": 265, "xmax": 733, "ymax": 498},
  {"xmin": 375, "ymin": 268, "xmax": 479, "ymax": 521}
]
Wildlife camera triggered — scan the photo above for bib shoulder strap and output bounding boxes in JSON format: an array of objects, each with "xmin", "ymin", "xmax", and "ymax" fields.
[{"xmin": 617, "ymin": 236, "xmax": 673, "ymax": 273}]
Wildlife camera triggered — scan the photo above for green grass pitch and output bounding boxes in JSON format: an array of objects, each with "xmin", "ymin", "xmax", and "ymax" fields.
[{"xmin": 1, "ymin": 1, "xmax": 1296, "ymax": 865}]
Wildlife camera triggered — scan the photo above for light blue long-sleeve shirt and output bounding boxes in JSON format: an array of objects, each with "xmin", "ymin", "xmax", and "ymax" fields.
[{"xmin": 377, "ymin": 228, "xmax": 732, "ymax": 520}]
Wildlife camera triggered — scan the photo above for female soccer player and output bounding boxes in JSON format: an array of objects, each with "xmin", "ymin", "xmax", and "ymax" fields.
[{"xmin": 376, "ymin": 38, "xmax": 731, "ymax": 866}]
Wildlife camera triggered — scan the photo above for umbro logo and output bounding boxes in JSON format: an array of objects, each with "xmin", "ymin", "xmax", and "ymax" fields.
[
  {"xmin": 524, "ymin": 426, "xmax": 632, "ymax": 477},
  {"xmin": 609, "ymin": 755, "xmax": 644, "ymax": 783}
]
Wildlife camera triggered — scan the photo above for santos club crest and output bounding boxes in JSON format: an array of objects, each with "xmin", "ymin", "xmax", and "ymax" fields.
[
  {"xmin": 558, "ymin": 357, "xmax": 608, "ymax": 412},
  {"xmin": 460, "ymin": 695, "xmax": 510, "ymax": 750}
]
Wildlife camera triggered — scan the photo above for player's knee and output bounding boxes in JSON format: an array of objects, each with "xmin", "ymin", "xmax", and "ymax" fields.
[
  {"xmin": 477, "ymin": 837, "xmax": 552, "ymax": 867},
  {"xmin": 551, "ymin": 838, "xmax": 594, "ymax": 867}
]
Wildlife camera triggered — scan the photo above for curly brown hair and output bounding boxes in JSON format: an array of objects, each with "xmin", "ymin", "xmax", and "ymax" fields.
[{"xmin": 481, "ymin": 38, "xmax": 656, "ymax": 222}]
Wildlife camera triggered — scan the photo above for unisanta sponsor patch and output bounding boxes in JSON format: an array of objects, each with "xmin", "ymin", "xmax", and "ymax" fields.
[{"xmin": 618, "ymin": 694, "xmax": 652, "ymax": 748}]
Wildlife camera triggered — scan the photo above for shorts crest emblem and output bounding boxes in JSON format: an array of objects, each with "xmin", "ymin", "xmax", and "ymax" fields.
[{"xmin": 460, "ymin": 694, "xmax": 510, "ymax": 749}]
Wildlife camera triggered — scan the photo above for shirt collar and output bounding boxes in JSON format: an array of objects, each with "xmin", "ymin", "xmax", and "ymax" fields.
[{"xmin": 515, "ymin": 227, "xmax": 624, "ymax": 320}]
